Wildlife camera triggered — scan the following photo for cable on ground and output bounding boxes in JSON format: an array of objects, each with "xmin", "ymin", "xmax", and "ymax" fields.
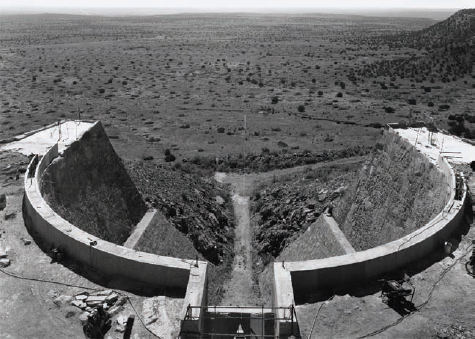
[
  {"xmin": 307, "ymin": 294, "xmax": 335, "ymax": 339},
  {"xmin": 125, "ymin": 295, "xmax": 162, "ymax": 339},
  {"xmin": 0, "ymin": 267, "xmax": 164, "ymax": 338},
  {"xmin": 0, "ymin": 267, "xmax": 100, "ymax": 291},
  {"xmin": 357, "ymin": 243, "xmax": 473, "ymax": 338}
]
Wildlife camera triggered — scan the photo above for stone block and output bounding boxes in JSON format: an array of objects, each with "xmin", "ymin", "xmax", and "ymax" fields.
[{"xmin": 71, "ymin": 300, "xmax": 86, "ymax": 309}]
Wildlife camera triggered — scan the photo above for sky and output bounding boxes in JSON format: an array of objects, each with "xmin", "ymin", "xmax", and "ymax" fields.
[{"xmin": 0, "ymin": 0, "xmax": 472, "ymax": 9}]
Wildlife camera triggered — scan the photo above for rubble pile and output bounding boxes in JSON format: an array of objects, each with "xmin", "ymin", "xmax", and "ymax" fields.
[
  {"xmin": 126, "ymin": 160, "xmax": 234, "ymax": 264},
  {"xmin": 251, "ymin": 167, "xmax": 357, "ymax": 257},
  {"xmin": 67, "ymin": 290, "xmax": 125, "ymax": 325},
  {"xmin": 436, "ymin": 323, "xmax": 472, "ymax": 338}
]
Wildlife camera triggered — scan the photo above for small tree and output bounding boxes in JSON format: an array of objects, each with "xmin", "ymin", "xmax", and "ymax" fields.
[
  {"xmin": 298, "ymin": 105, "xmax": 305, "ymax": 113},
  {"xmin": 165, "ymin": 149, "xmax": 176, "ymax": 162}
]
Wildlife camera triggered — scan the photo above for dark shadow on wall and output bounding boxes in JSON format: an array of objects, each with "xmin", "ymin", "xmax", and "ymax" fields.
[{"xmin": 40, "ymin": 122, "xmax": 147, "ymax": 245}]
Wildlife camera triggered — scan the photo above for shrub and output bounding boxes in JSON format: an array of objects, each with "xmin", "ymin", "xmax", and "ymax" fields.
[
  {"xmin": 297, "ymin": 105, "xmax": 305, "ymax": 113},
  {"xmin": 336, "ymin": 92, "xmax": 343, "ymax": 98},
  {"xmin": 165, "ymin": 153, "xmax": 176, "ymax": 162},
  {"xmin": 271, "ymin": 96, "xmax": 279, "ymax": 104}
]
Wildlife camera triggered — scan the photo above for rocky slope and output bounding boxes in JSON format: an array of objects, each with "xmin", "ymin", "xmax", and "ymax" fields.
[
  {"xmin": 125, "ymin": 160, "xmax": 234, "ymax": 265},
  {"xmin": 250, "ymin": 164, "xmax": 358, "ymax": 259},
  {"xmin": 359, "ymin": 8, "xmax": 475, "ymax": 81},
  {"xmin": 333, "ymin": 131, "xmax": 449, "ymax": 250},
  {"xmin": 414, "ymin": 8, "xmax": 475, "ymax": 49}
]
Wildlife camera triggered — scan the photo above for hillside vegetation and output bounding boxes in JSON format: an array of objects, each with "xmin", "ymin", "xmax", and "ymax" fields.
[{"xmin": 359, "ymin": 9, "xmax": 475, "ymax": 82}]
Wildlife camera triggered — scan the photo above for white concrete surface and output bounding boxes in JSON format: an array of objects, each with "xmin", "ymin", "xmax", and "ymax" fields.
[
  {"xmin": 0, "ymin": 121, "xmax": 94, "ymax": 155},
  {"xmin": 123, "ymin": 209, "xmax": 157, "ymax": 249},
  {"xmin": 323, "ymin": 214, "xmax": 356, "ymax": 254},
  {"xmin": 395, "ymin": 127, "xmax": 475, "ymax": 165}
]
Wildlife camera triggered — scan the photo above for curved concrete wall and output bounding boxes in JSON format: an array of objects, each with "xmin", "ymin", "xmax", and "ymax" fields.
[
  {"xmin": 23, "ymin": 125, "xmax": 205, "ymax": 290},
  {"xmin": 274, "ymin": 130, "xmax": 469, "ymax": 312}
]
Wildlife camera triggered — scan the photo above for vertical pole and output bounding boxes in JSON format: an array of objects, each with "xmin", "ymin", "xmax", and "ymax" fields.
[
  {"xmin": 291, "ymin": 305, "xmax": 294, "ymax": 335},
  {"xmin": 262, "ymin": 305, "xmax": 264, "ymax": 339}
]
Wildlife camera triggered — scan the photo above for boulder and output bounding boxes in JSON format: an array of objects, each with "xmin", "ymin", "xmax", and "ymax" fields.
[
  {"xmin": 79, "ymin": 312, "xmax": 90, "ymax": 325},
  {"xmin": 0, "ymin": 258, "xmax": 10, "ymax": 268},
  {"xmin": 116, "ymin": 315, "xmax": 127, "ymax": 333},
  {"xmin": 53, "ymin": 295, "xmax": 72, "ymax": 307},
  {"xmin": 215, "ymin": 195, "xmax": 225, "ymax": 205},
  {"xmin": 71, "ymin": 300, "xmax": 86, "ymax": 309}
]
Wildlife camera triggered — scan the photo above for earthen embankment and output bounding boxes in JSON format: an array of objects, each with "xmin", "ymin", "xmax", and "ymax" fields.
[
  {"xmin": 333, "ymin": 131, "xmax": 449, "ymax": 250},
  {"xmin": 40, "ymin": 122, "xmax": 147, "ymax": 245}
]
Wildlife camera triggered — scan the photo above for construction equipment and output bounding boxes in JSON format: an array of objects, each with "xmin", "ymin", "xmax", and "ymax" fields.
[
  {"xmin": 380, "ymin": 274, "xmax": 415, "ymax": 313},
  {"xmin": 83, "ymin": 305, "xmax": 111, "ymax": 339}
]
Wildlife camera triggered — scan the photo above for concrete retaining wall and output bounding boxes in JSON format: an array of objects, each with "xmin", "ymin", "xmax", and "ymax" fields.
[
  {"xmin": 20, "ymin": 121, "xmax": 209, "ymax": 337},
  {"xmin": 22, "ymin": 124, "xmax": 210, "ymax": 297},
  {"xmin": 274, "ymin": 129, "xmax": 469, "ymax": 310}
]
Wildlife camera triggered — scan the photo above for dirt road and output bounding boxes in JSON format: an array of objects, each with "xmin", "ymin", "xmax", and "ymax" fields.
[{"xmin": 215, "ymin": 156, "xmax": 367, "ymax": 306}]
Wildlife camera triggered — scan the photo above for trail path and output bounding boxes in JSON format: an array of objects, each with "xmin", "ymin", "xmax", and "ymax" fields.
[{"xmin": 214, "ymin": 156, "xmax": 367, "ymax": 306}]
